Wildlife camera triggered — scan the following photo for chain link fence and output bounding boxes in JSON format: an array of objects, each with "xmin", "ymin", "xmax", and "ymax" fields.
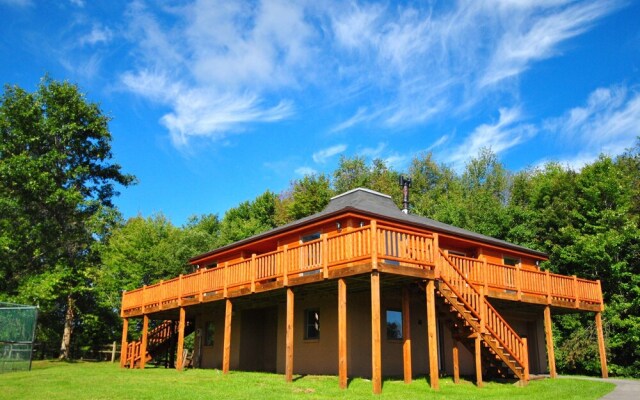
[{"xmin": 0, "ymin": 303, "xmax": 38, "ymax": 373}]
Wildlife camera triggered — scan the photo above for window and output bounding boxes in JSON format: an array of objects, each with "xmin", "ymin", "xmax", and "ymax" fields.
[
  {"xmin": 204, "ymin": 321, "xmax": 214, "ymax": 346},
  {"xmin": 386, "ymin": 310, "xmax": 403, "ymax": 340},
  {"xmin": 503, "ymin": 256, "xmax": 520, "ymax": 266},
  {"xmin": 301, "ymin": 232, "xmax": 321, "ymax": 243},
  {"xmin": 304, "ymin": 309, "xmax": 320, "ymax": 340}
]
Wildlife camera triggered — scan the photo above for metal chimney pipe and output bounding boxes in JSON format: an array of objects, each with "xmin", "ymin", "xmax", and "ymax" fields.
[{"xmin": 399, "ymin": 175, "xmax": 412, "ymax": 214}]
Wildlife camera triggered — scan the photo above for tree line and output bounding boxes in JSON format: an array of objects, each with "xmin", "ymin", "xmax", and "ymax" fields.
[{"xmin": 1, "ymin": 78, "xmax": 638, "ymax": 377}]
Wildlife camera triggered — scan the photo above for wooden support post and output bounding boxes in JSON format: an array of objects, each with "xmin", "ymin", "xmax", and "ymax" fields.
[
  {"xmin": 452, "ymin": 337, "xmax": 460, "ymax": 384},
  {"xmin": 223, "ymin": 299, "xmax": 232, "ymax": 374},
  {"xmin": 479, "ymin": 286, "xmax": 486, "ymax": 334},
  {"xmin": 338, "ymin": 278, "xmax": 348, "ymax": 389},
  {"xmin": 120, "ymin": 318, "xmax": 128, "ymax": 368},
  {"xmin": 140, "ymin": 315, "xmax": 149, "ymax": 369},
  {"xmin": 475, "ymin": 335, "xmax": 483, "ymax": 387},
  {"xmin": 595, "ymin": 312, "xmax": 608, "ymax": 378},
  {"xmin": 426, "ymin": 280, "xmax": 439, "ymax": 390},
  {"xmin": 198, "ymin": 270, "xmax": 204, "ymax": 302},
  {"xmin": 371, "ymin": 220, "xmax": 378, "ymax": 270},
  {"xmin": 543, "ymin": 306, "xmax": 557, "ymax": 378},
  {"xmin": 371, "ymin": 271, "xmax": 382, "ymax": 394},
  {"xmin": 286, "ymin": 288, "xmax": 294, "ymax": 382},
  {"xmin": 402, "ymin": 286, "xmax": 412, "ymax": 384},
  {"xmin": 176, "ymin": 307, "xmax": 186, "ymax": 371}
]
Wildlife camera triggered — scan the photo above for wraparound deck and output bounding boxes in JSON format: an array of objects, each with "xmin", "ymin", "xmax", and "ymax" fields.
[{"xmin": 121, "ymin": 222, "xmax": 604, "ymax": 317}]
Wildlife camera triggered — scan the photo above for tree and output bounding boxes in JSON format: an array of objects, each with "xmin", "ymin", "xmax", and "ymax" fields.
[
  {"xmin": 285, "ymin": 174, "xmax": 333, "ymax": 221},
  {"xmin": 0, "ymin": 77, "xmax": 134, "ymax": 359}
]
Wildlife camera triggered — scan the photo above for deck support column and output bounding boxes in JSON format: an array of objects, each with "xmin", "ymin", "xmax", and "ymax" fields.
[
  {"xmin": 176, "ymin": 307, "xmax": 186, "ymax": 371},
  {"xmin": 371, "ymin": 271, "xmax": 382, "ymax": 394},
  {"xmin": 452, "ymin": 337, "xmax": 460, "ymax": 384},
  {"xmin": 402, "ymin": 286, "xmax": 412, "ymax": 384},
  {"xmin": 475, "ymin": 335, "xmax": 483, "ymax": 387},
  {"xmin": 285, "ymin": 287, "xmax": 295, "ymax": 383},
  {"xmin": 223, "ymin": 299, "xmax": 232, "ymax": 374},
  {"xmin": 426, "ymin": 280, "xmax": 439, "ymax": 390},
  {"xmin": 338, "ymin": 278, "xmax": 348, "ymax": 389},
  {"xmin": 595, "ymin": 312, "xmax": 608, "ymax": 378},
  {"xmin": 140, "ymin": 315, "xmax": 149, "ymax": 369},
  {"xmin": 543, "ymin": 305, "xmax": 557, "ymax": 378},
  {"xmin": 120, "ymin": 318, "xmax": 128, "ymax": 368}
]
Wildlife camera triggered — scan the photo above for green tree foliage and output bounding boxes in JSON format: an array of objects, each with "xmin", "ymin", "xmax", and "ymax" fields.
[
  {"xmin": 284, "ymin": 174, "xmax": 333, "ymax": 222},
  {"xmin": 218, "ymin": 190, "xmax": 278, "ymax": 245},
  {"xmin": 0, "ymin": 77, "xmax": 134, "ymax": 359}
]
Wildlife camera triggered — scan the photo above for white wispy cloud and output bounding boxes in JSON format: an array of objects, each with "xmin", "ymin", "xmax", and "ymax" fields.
[
  {"xmin": 120, "ymin": 0, "xmax": 310, "ymax": 148},
  {"xmin": 117, "ymin": 0, "xmax": 619, "ymax": 149},
  {"xmin": 541, "ymin": 85, "xmax": 640, "ymax": 164},
  {"xmin": 79, "ymin": 24, "xmax": 113, "ymax": 46},
  {"xmin": 312, "ymin": 144, "xmax": 347, "ymax": 164},
  {"xmin": 294, "ymin": 166, "xmax": 318, "ymax": 177},
  {"xmin": 445, "ymin": 107, "xmax": 536, "ymax": 170}
]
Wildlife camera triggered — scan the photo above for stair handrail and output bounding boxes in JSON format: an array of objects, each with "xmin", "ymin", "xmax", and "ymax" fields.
[{"xmin": 439, "ymin": 249, "xmax": 527, "ymax": 369}]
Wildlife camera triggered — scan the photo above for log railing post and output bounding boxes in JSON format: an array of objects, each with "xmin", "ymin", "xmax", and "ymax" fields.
[
  {"xmin": 198, "ymin": 269, "xmax": 204, "ymax": 302},
  {"xmin": 523, "ymin": 337, "xmax": 530, "ymax": 383},
  {"xmin": 223, "ymin": 262, "xmax": 229, "ymax": 298},
  {"xmin": 251, "ymin": 253, "xmax": 257, "ymax": 293},
  {"xmin": 178, "ymin": 275, "xmax": 183, "ymax": 306},
  {"xmin": 545, "ymin": 270, "xmax": 552, "ymax": 305},
  {"xmin": 481, "ymin": 255, "xmax": 488, "ymax": 293},
  {"xmin": 479, "ymin": 286, "xmax": 486, "ymax": 334},
  {"xmin": 597, "ymin": 280, "xmax": 604, "ymax": 311},
  {"xmin": 322, "ymin": 233, "xmax": 329, "ymax": 279},
  {"xmin": 142, "ymin": 285, "xmax": 147, "ymax": 313},
  {"xmin": 159, "ymin": 280, "xmax": 164, "ymax": 309},
  {"xmin": 283, "ymin": 245, "xmax": 289, "ymax": 287},
  {"xmin": 432, "ymin": 233, "xmax": 440, "ymax": 278},
  {"xmin": 573, "ymin": 275, "xmax": 580, "ymax": 309},
  {"xmin": 516, "ymin": 265, "xmax": 522, "ymax": 300},
  {"xmin": 370, "ymin": 220, "xmax": 378, "ymax": 270}
]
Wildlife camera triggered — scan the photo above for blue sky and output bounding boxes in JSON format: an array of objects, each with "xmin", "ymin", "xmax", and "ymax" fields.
[{"xmin": 1, "ymin": 0, "xmax": 639, "ymax": 225}]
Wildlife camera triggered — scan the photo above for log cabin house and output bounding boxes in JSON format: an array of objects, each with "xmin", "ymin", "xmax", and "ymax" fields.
[{"xmin": 119, "ymin": 188, "xmax": 608, "ymax": 393}]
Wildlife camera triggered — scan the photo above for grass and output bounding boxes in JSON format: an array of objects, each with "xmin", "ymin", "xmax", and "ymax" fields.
[{"xmin": 0, "ymin": 361, "xmax": 615, "ymax": 400}]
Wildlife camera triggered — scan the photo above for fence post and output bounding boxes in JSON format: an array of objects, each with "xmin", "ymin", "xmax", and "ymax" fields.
[
  {"xmin": 516, "ymin": 265, "xmax": 522, "ymax": 300},
  {"xmin": 178, "ymin": 275, "xmax": 183, "ymax": 306},
  {"xmin": 433, "ymin": 233, "xmax": 439, "ymax": 278},
  {"xmin": 224, "ymin": 262, "xmax": 229, "ymax": 298},
  {"xmin": 545, "ymin": 270, "xmax": 552, "ymax": 305},
  {"xmin": 111, "ymin": 341, "xmax": 117, "ymax": 363},
  {"xmin": 596, "ymin": 280, "xmax": 604, "ymax": 311}
]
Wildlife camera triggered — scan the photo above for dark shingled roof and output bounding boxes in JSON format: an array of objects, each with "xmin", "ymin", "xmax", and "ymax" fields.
[{"xmin": 190, "ymin": 188, "xmax": 547, "ymax": 262}]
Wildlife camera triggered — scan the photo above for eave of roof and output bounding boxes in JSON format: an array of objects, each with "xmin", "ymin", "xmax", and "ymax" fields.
[{"xmin": 190, "ymin": 188, "xmax": 547, "ymax": 263}]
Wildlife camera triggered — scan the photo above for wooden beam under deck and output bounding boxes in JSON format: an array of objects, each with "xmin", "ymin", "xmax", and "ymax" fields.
[
  {"xmin": 140, "ymin": 315, "xmax": 149, "ymax": 369},
  {"xmin": 543, "ymin": 305, "xmax": 557, "ymax": 378},
  {"xmin": 176, "ymin": 307, "xmax": 185, "ymax": 371},
  {"xmin": 285, "ymin": 287, "xmax": 294, "ymax": 383},
  {"xmin": 120, "ymin": 318, "xmax": 128, "ymax": 368},
  {"xmin": 222, "ymin": 299, "xmax": 232, "ymax": 374},
  {"xmin": 338, "ymin": 278, "xmax": 348, "ymax": 389},
  {"xmin": 371, "ymin": 271, "xmax": 382, "ymax": 395},
  {"xmin": 595, "ymin": 312, "xmax": 608, "ymax": 379},
  {"xmin": 402, "ymin": 286, "xmax": 412, "ymax": 384},
  {"xmin": 426, "ymin": 280, "xmax": 439, "ymax": 390}
]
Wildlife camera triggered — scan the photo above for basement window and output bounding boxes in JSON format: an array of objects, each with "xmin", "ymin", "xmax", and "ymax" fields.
[
  {"xmin": 386, "ymin": 310, "xmax": 403, "ymax": 340},
  {"xmin": 304, "ymin": 309, "xmax": 320, "ymax": 340},
  {"xmin": 204, "ymin": 321, "xmax": 214, "ymax": 346}
]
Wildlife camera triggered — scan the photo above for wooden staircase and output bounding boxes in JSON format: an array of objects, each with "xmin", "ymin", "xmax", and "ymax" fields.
[
  {"xmin": 124, "ymin": 319, "xmax": 194, "ymax": 369},
  {"xmin": 436, "ymin": 249, "xmax": 529, "ymax": 383}
]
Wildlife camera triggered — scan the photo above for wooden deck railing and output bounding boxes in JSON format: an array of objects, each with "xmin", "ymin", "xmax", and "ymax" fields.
[
  {"xmin": 447, "ymin": 254, "xmax": 603, "ymax": 308},
  {"xmin": 121, "ymin": 225, "xmax": 603, "ymax": 315}
]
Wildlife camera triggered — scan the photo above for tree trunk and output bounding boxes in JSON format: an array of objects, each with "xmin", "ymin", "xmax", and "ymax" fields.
[{"xmin": 59, "ymin": 294, "xmax": 75, "ymax": 360}]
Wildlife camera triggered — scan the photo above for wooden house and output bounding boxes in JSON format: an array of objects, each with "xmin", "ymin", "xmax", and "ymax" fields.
[{"xmin": 120, "ymin": 188, "xmax": 607, "ymax": 393}]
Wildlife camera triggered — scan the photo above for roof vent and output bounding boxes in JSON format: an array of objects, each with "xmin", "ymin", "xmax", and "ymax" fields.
[{"xmin": 399, "ymin": 175, "xmax": 412, "ymax": 214}]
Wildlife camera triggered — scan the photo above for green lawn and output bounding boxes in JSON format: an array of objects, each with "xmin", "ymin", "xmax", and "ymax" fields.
[{"xmin": 0, "ymin": 361, "xmax": 615, "ymax": 400}]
